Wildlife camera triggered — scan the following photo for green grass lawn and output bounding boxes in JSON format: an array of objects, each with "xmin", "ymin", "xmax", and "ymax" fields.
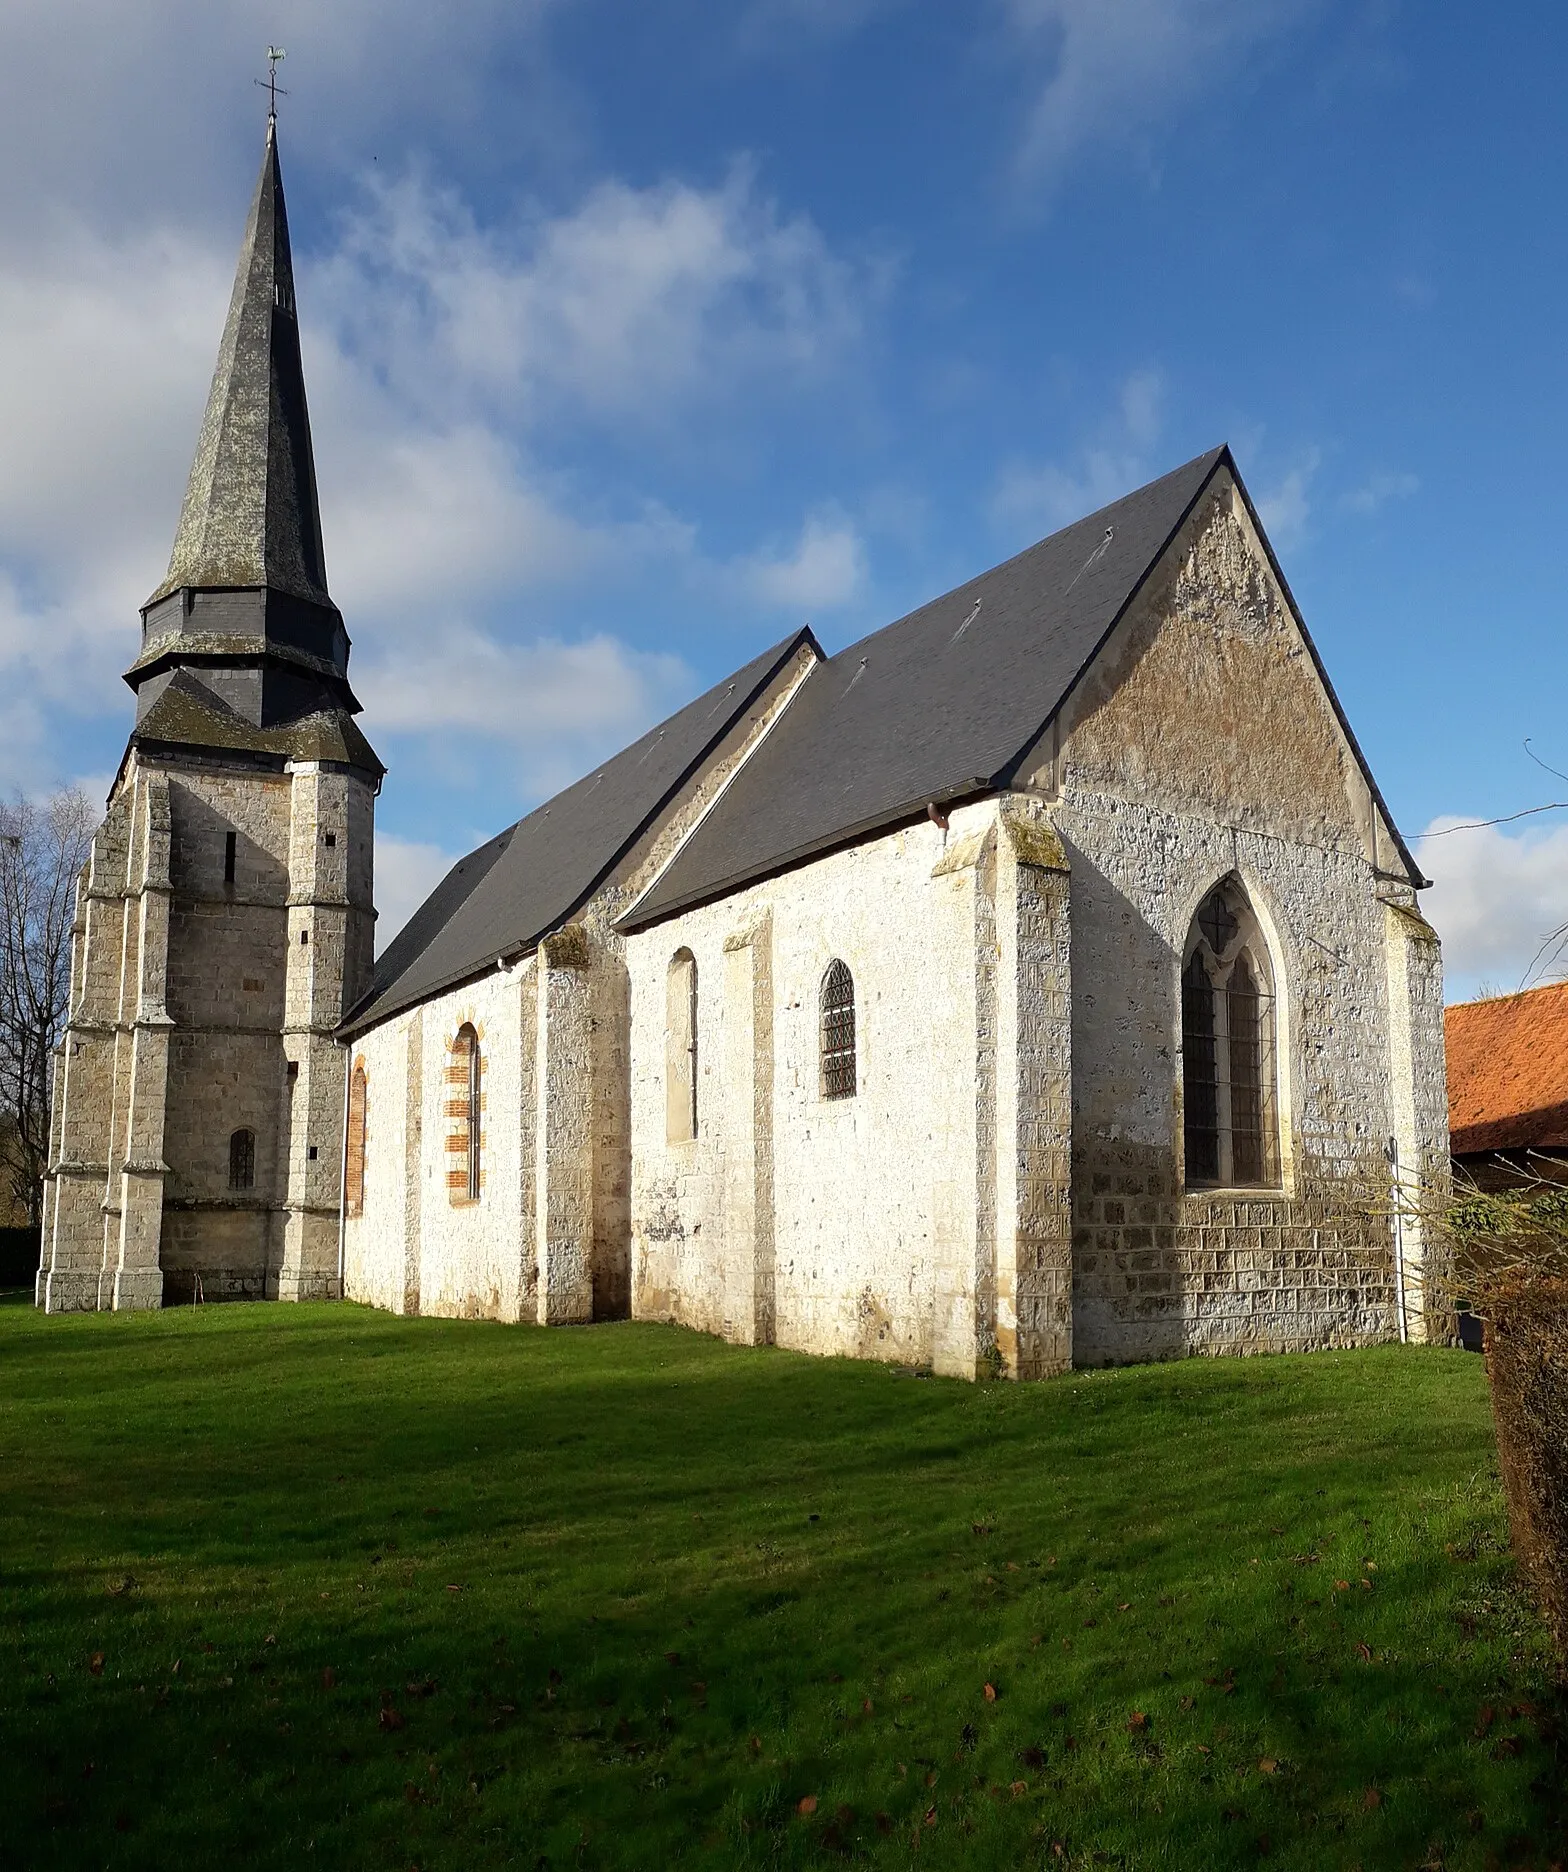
[{"xmin": 0, "ymin": 1295, "xmax": 1562, "ymax": 1871}]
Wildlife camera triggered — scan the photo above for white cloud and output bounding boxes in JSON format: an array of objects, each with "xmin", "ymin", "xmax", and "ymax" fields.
[
  {"xmin": 990, "ymin": 367, "xmax": 1165, "ymax": 544},
  {"xmin": 734, "ymin": 514, "xmax": 867, "ymax": 611},
  {"xmin": 315, "ymin": 163, "xmax": 867, "ymax": 434},
  {"xmin": 1254, "ymin": 450, "xmax": 1320, "ymax": 552},
  {"xmin": 1003, "ymin": 0, "xmax": 1317, "ymax": 182},
  {"xmin": 363, "ymin": 631, "xmax": 690, "ymax": 742},
  {"xmin": 1418, "ymin": 815, "xmax": 1568, "ymax": 1002},
  {"xmin": 1341, "ymin": 470, "xmax": 1419, "ymax": 516},
  {"xmin": 0, "ymin": 143, "xmax": 875, "ymax": 797},
  {"xmin": 0, "ymin": 0, "xmax": 563, "ymax": 242},
  {"xmin": 374, "ymin": 833, "xmax": 458, "ymax": 952}
]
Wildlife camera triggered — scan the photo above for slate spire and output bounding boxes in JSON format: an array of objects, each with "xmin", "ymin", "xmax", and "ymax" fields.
[
  {"xmin": 122, "ymin": 118, "xmax": 381, "ymax": 781},
  {"xmin": 147, "ymin": 118, "xmax": 329, "ymax": 607}
]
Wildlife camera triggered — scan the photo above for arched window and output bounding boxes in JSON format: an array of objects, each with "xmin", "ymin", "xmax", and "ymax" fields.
[
  {"xmin": 666, "ymin": 950, "xmax": 698, "ymax": 1143},
  {"xmin": 449, "ymin": 1025, "xmax": 481, "ymax": 1202},
  {"xmin": 1181, "ymin": 879, "xmax": 1278, "ymax": 1189},
  {"xmin": 228, "ymin": 1127, "xmax": 255, "ymax": 1192},
  {"xmin": 345, "ymin": 1063, "xmax": 367, "ymax": 1219},
  {"xmin": 820, "ymin": 960, "xmax": 857, "ymax": 1099}
]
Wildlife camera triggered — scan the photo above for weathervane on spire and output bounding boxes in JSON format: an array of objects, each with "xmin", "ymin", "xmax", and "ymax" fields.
[{"xmin": 256, "ymin": 46, "xmax": 287, "ymax": 122}]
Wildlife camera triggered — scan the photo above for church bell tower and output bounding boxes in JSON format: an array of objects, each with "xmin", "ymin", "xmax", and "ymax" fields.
[{"xmin": 37, "ymin": 117, "xmax": 382, "ymax": 1310}]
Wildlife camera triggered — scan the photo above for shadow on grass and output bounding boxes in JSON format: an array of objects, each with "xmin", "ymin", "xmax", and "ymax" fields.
[{"xmin": 0, "ymin": 1303, "xmax": 1562, "ymax": 1870}]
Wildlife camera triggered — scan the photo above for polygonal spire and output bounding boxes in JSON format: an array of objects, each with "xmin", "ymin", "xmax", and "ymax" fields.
[{"xmin": 148, "ymin": 118, "xmax": 329, "ymax": 607}]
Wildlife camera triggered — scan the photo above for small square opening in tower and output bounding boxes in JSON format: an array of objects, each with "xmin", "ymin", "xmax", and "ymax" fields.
[{"xmin": 324, "ymin": 833, "xmax": 336, "ymax": 848}]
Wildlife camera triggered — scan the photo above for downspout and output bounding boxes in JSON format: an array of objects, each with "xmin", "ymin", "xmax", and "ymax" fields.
[{"xmin": 336, "ymin": 1040, "xmax": 350, "ymax": 1299}]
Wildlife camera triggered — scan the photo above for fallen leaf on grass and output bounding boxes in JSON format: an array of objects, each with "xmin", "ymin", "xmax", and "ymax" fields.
[
  {"xmin": 924, "ymin": 1806, "xmax": 938, "ymax": 1827},
  {"xmin": 664, "ymin": 1652, "xmax": 681, "ymax": 1667},
  {"xmin": 88, "ymin": 1653, "xmax": 105, "ymax": 1677},
  {"xmin": 983, "ymin": 1682, "xmax": 998, "ymax": 1702},
  {"xmin": 107, "ymin": 1576, "xmax": 136, "ymax": 1598},
  {"xmin": 444, "ymin": 1585, "xmax": 461, "ymax": 1595},
  {"xmin": 1362, "ymin": 1787, "xmax": 1381, "ymax": 1810},
  {"xmin": 862, "ymin": 1697, "xmax": 873, "ymax": 1713},
  {"xmin": 1355, "ymin": 1643, "xmax": 1373, "ymax": 1663},
  {"xmin": 321, "ymin": 1667, "xmax": 336, "ymax": 1690},
  {"xmin": 1128, "ymin": 1712, "xmax": 1149, "ymax": 1733},
  {"xmin": 797, "ymin": 1795, "xmax": 818, "ymax": 1816},
  {"xmin": 1335, "ymin": 1580, "xmax": 1350, "ymax": 1592},
  {"xmin": 1258, "ymin": 1758, "xmax": 1277, "ymax": 1775},
  {"xmin": 748, "ymin": 1736, "xmax": 762, "ymax": 1754},
  {"xmin": 1474, "ymin": 1706, "xmax": 1495, "ymax": 1737},
  {"xmin": 1492, "ymin": 1736, "xmax": 1524, "ymax": 1759},
  {"xmin": 1010, "ymin": 1780, "xmax": 1028, "ymax": 1797},
  {"xmin": 1178, "ymin": 1696, "xmax": 1195, "ymax": 1712}
]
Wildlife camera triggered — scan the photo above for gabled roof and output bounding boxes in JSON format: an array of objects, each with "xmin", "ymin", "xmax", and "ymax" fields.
[
  {"xmin": 343, "ymin": 629, "xmax": 817, "ymax": 1033},
  {"xmin": 147, "ymin": 118, "xmax": 330, "ymax": 609},
  {"xmin": 624, "ymin": 444, "xmax": 1419, "ymax": 931},
  {"xmin": 1446, "ymin": 983, "xmax": 1568, "ymax": 1157},
  {"xmin": 623, "ymin": 446, "xmax": 1422, "ymax": 933}
]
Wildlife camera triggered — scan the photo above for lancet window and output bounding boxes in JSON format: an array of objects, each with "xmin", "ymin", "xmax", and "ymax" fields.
[
  {"xmin": 820, "ymin": 960, "xmax": 857, "ymax": 1100},
  {"xmin": 346, "ymin": 1063, "xmax": 367, "ymax": 1219},
  {"xmin": 1181, "ymin": 880, "xmax": 1279, "ymax": 1189},
  {"xmin": 449, "ymin": 1025, "xmax": 481, "ymax": 1203},
  {"xmin": 228, "ymin": 1127, "xmax": 256, "ymax": 1192},
  {"xmin": 666, "ymin": 950, "xmax": 698, "ymax": 1143}
]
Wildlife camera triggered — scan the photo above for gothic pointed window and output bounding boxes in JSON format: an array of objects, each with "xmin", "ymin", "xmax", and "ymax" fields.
[
  {"xmin": 1181, "ymin": 880, "xmax": 1279, "ymax": 1189},
  {"xmin": 666, "ymin": 950, "xmax": 698, "ymax": 1143},
  {"xmin": 820, "ymin": 960, "xmax": 857, "ymax": 1100},
  {"xmin": 229, "ymin": 1127, "xmax": 256, "ymax": 1192}
]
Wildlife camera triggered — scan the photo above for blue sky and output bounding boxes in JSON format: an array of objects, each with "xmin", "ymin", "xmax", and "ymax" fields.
[{"xmin": 1, "ymin": 0, "xmax": 1564, "ymax": 997}]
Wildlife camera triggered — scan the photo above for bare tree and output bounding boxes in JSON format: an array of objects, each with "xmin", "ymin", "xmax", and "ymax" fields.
[{"xmin": 0, "ymin": 790, "xmax": 96, "ymax": 1227}]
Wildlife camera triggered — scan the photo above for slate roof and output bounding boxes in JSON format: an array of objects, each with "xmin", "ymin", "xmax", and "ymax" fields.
[
  {"xmin": 1446, "ymin": 984, "xmax": 1568, "ymax": 1157},
  {"xmin": 623, "ymin": 444, "xmax": 1421, "ymax": 930},
  {"xmin": 131, "ymin": 669, "xmax": 382, "ymax": 774},
  {"xmin": 343, "ymin": 630, "xmax": 816, "ymax": 1033},
  {"xmin": 147, "ymin": 118, "xmax": 331, "ymax": 609},
  {"xmin": 350, "ymin": 443, "xmax": 1424, "ymax": 1035}
]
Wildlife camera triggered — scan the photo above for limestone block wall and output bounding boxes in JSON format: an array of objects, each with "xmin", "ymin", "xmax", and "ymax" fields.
[
  {"xmin": 40, "ymin": 743, "xmax": 376, "ymax": 1311},
  {"xmin": 1041, "ymin": 466, "xmax": 1431, "ymax": 1364},
  {"xmin": 343, "ymin": 642, "xmax": 819, "ymax": 1332},
  {"xmin": 159, "ymin": 767, "xmax": 293, "ymax": 1299},
  {"xmin": 627, "ymin": 799, "xmax": 1062, "ymax": 1373},
  {"xmin": 341, "ymin": 1019, "xmax": 414, "ymax": 1314}
]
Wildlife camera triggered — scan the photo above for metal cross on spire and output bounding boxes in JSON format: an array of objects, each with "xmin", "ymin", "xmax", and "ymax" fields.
[{"xmin": 256, "ymin": 45, "xmax": 288, "ymax": 122}]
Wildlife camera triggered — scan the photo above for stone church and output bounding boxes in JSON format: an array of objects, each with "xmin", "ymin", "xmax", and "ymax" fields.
[{"xmin": 38, "ymin": 123, "xmax": 1451, "ymax": 1375}]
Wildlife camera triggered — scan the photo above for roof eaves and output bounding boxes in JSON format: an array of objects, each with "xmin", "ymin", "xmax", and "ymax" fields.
[
  {"xmin": 339, "ymin": 625, "xmax": 822, "ymax": 1038},
  {"xmin": 618, "ymin": 774, "xmax": 992, "ymax": 934}
]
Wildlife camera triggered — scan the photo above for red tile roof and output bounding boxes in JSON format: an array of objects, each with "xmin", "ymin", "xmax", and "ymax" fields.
[{"xmin": 1446, "ymin": 981, "xmax": 1568, "ymax": 1156}]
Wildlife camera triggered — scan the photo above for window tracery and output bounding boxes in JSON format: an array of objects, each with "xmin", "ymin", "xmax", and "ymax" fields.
[{"xmin": 1181, "ymin": 879, "xmax": 1278, "ymax": 1189}]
